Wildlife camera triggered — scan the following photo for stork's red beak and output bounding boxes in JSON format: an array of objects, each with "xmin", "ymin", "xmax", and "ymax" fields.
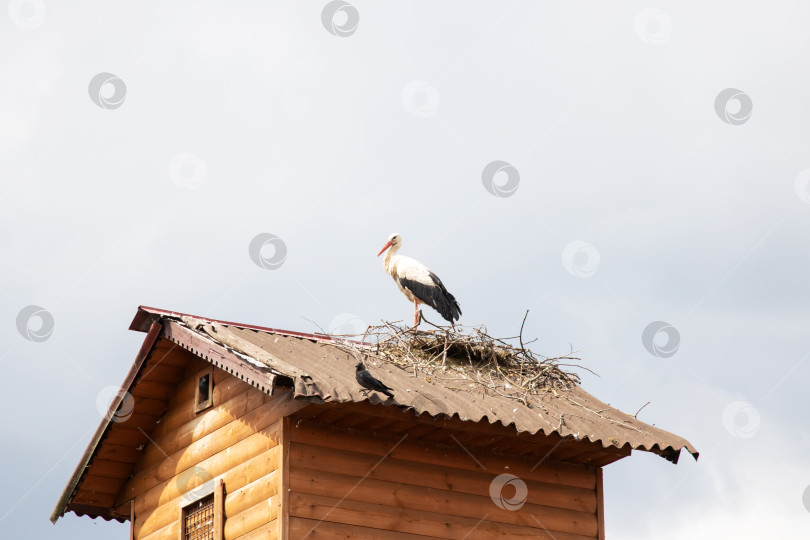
[{"xmin": 377, "ymin": 241, "xmax": 393, "ymax": 257}]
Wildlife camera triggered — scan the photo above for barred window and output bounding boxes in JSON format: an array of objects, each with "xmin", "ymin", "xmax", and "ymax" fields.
[
  {"xmin": 177, "ymin": 478, "xmax": 223, "ymax": 540},
  {"xmin": 183, "ymin": 494, "xmax": 214, "ymax": 540}
]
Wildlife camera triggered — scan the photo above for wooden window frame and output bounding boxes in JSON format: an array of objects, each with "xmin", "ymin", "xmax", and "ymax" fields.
[
  {"xmin": 194, "ymin": 366, "xmax": 214, "ymax": 413},
  {"xmin": 178, "ymin": 477, "xmax": 223, "ymax": 540}
]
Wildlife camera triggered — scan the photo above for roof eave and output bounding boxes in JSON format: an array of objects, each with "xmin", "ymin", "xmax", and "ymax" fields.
[{"xmin": 50, "ymin": 321, "xmax": 163, "ymax": 524}]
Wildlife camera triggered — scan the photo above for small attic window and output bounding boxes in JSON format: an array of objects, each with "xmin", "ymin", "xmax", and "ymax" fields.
[{"xmin": 194, "ymin": 367, "xmax": 213, "ymax": 413}]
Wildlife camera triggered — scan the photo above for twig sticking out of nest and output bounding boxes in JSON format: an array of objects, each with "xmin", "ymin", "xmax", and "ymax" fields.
[{"xmin": 328, "ymin": 312, "xmax": 594, "ymax": 407}]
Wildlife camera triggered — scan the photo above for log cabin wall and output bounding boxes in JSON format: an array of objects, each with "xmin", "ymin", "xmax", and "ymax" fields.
[
  {"xmin": 288, "ymin": 410, "xmax": 601, "ymax": 540},
  {"xmin": 117, "ymin": 355, "xmax": 301, "ymax": 540}
]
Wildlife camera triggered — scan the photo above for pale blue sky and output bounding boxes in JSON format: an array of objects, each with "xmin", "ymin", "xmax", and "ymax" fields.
[{"xmin": 2, "ymin": 1, "xmax": 810, "ymax": 538}]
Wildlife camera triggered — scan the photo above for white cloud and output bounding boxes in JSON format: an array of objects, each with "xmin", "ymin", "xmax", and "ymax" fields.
[
  {"xmin": 616, "ymin": 451, "xmax": 810, "ymax": 539},
  {"xmin": 0, "ymin": 34, "xmax": 64, "ymax": 150}
]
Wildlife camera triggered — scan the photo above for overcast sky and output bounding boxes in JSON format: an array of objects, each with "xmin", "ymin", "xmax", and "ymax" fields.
[{"xmin": 2, "ymin": 1, "xmax": 810, "ymax": 538}]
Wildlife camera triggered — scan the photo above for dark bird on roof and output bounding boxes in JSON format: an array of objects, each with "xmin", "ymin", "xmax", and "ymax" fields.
[
  {"xmin": 377, "ymin": 233, "xmax": 462, "ymax": 327},
  {"xmin": 355, "ymin": 362, "xmax": 394, "ymax": 399}
]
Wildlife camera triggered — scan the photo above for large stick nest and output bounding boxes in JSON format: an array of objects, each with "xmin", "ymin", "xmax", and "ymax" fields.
[{"xmin": 328, "ymin": 313, "xmax": 593, "ymax": 407}]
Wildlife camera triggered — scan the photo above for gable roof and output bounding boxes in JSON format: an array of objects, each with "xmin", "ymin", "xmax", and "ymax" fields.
[
  {"xmin": 52, "ymin": 305, "xmax": 698, "ymax": 523},
  {"xmin": 138, "ymin": 307, "xmax": 698, "ymax": 461}
]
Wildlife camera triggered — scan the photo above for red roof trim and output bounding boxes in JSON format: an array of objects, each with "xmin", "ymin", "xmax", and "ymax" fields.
[{"xmin": 130, "ymin": 305, "xmax": 365, "ymax": 345}]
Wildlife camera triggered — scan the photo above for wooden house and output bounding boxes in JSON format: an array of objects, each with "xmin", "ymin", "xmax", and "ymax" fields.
[{"xmin": 51, "ymin": 306, "xmax": 698, "ymax": 539}]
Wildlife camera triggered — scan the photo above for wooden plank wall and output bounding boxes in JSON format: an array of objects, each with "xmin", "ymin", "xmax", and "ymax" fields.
[
  {"xmin": 288, "ymin": 417, "xmax": 600, "ymax": 540},
  {"xmin": 119, "ymin": 357, "xmax": 304, "ymax": 540}
]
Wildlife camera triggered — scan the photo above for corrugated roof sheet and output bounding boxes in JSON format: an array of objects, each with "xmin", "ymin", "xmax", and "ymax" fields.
[
  {"xmin": 53, "ymin": 305, "xmax": 700, "ymax": 524},
  {"xmin": 145, "ymin": 307, "xmax": 698, "ymax": 464}
]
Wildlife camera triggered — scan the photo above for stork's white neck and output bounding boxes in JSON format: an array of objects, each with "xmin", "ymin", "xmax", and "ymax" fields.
[{"xmin": 382, "ymin": 242, "xmax": 401, "ymax": 276}]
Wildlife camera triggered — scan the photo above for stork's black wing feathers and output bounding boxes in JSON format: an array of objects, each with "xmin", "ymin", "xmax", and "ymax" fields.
[{"xmin": 399, "ymin": 271, "xmax": 462, "ymax": 323}]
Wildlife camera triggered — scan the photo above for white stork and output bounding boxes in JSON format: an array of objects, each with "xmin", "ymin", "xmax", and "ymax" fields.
[{"xmin": 377, "ymin": 233, "xmax": 461, "ymax": 327}]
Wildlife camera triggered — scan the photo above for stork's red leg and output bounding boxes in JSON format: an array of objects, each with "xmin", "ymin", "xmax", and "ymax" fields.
[{"xmin": 413, "ymin": 298, "xmax": 419, "ymax": 327}]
